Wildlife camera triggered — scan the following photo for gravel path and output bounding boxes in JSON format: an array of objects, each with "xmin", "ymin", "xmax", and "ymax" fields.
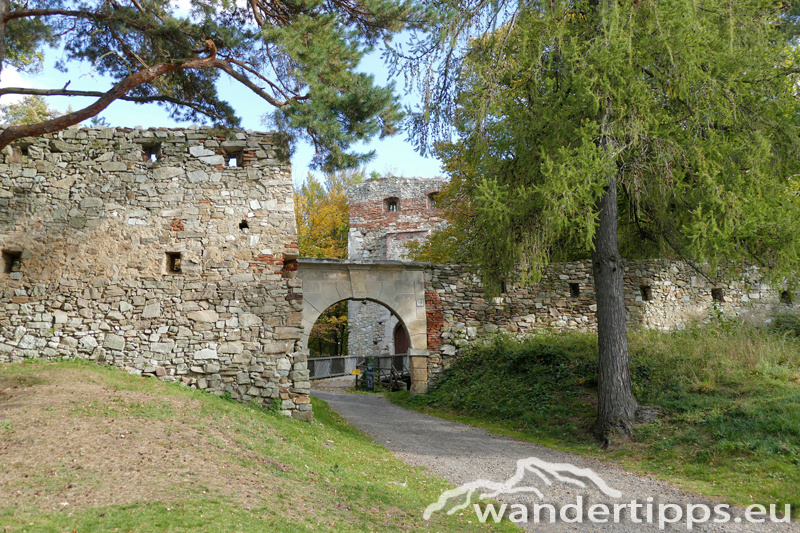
[{"xmin": 311, "ymin": 390, "xmax": 798, "ymax": 532}]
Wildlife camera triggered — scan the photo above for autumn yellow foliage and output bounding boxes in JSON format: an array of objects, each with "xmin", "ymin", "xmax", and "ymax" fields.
[
  {"xmin": 294, "ymin": 170, "xmax": 363, "ymax": 259},
  {"xmin": 294, "ymin": 170, "xmax": 364, "ymax": 355}
]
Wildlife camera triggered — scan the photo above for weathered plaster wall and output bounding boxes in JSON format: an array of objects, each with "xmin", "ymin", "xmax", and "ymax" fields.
[
  {"xmin": 348, "ymin": 177, "xmax": 446, "ymax": 355},
  {"xmin": 0, "ymin": 126, "xmax": 311, "ymax": 419},
  {"xmin": 424, "ymin": 260, "xmax": 798, "ymax": 387}
]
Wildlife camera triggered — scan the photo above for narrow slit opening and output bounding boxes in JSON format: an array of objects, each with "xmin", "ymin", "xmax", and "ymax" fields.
[
  {"xmin": 569, "ymin": 283, "xmax": 580, "ymax": 298},
  {"xmin": 166, "ymin": 252, "xmax": 182, "ymax": 274},
  {"xmin": 640, "ymin": 285, "xmax": 652, "ymax": 301},
  {"xmin": 2, "ymin": 250, "xmax": 22, "ymax": 274}
]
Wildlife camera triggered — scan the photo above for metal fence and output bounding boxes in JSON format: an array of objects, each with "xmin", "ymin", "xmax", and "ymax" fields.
[{"xmin": 308, "ymin": 354, "xmax": 409, "ymax": 381}]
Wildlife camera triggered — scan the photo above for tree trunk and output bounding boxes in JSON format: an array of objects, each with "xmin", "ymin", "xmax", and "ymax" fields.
[
  {"xmin": 592, "ymin": 175, "xmax": 639, "ymax": 444},
  {"xmin": 0, "ymin": 0, "xmax": 8, "ymax": 80}
]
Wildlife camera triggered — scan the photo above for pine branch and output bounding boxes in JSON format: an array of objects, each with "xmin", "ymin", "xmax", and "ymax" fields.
[{"xmin": 0, "ymin": 87, "xmax": 227, "ymax": 121}]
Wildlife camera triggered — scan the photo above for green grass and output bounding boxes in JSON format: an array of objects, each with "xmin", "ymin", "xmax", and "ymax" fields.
[
  {"xmin": 389, "ymin": 320, "xmax": 800, "ymax": 519},
  {"xmin": 0, "ymin": 359, "xmax": 516, "ymax": 532}
]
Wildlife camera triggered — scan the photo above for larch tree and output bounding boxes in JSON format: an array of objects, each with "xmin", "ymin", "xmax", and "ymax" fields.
[
  {"xmin": 395, "ymin": 0, "xmax": 800, "ymax": 444},
  {"xmin": 0, "ymin": 0, "xmax": 425, "ymax": 170}
]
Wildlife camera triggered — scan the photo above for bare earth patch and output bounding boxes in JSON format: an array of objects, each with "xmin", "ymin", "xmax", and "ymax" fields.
[{"xmin": 0, "ymin": 365, "xmax": 285, "ymax": 513}]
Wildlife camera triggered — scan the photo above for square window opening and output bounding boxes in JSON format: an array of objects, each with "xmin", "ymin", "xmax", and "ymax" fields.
[
  {"xmin": 711, "ymin": 288, "xmax": 724, "ymax": 302},
  {"xmin": 569, "ymin": 283, "xmax": 580, "ymax": 298},
  {"xmin": 2, "ymin": 250, "xmax": 22, "ymax": 273},
  {"xmin": 385, "ymin": 197, "xmax": 399, "ymax": 213},
  {"xmin": 166, "ymin": 252, "xmax": 182, "ymax": 274},
  {"xmin": 780, "ymin": 290, "xmax": 792, "ymax": 305},
  {"xmin": 139, "ymin": 143, "xmax": 161, "ymax": 163},
  {"xmin": 226, "ymin": 150, "xmax": 243, "ymax": 167},
  {"xmin": 239, "ymin": 219, "xmax": 249, "ymax": 231},
  {"xmin": 640, "ymin": 285, "xmax": 653, "ymax": 301}
]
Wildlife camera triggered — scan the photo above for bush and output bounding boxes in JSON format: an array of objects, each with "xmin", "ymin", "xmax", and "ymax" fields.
[{"xmin": 771, "ymin": 312, "xmax": 800, "ymax": 337}]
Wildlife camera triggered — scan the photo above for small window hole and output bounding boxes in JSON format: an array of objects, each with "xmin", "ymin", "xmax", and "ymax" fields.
[
  {"xmin": 427, "ymin": 191, "xmax": 439, "ymax": 210},
  {"xmin": 569, "ymin": 283, "xmax": 580, "ymax": 298},
  {"xmin": 500, "ymin": 280, "xmax": 507, "ymax": 294},
  {"xmin": 385, "ymin": 197, "xmax": 399, "ymax": 213},
  {"xmin": 711, "ymin": 288, "xmax": 724, "ymax": 302},
  {"xmin": 2, "ymin": 250, "xmax": 22, "ymax": 273},
  {"xmin": 640, "ymin": 285, "xmax": 652, "ymax": 301},
  {"xmin": 140, "ymin": 143, "xmax": 161, "ymax": 163},
  {"xmin": 239, "ymin": 220, "xmax": 249, "ymax": 231},
  {"xmin": 166, "ymin": 252, "xmax": 182, "ymax": 274},
  {"xmin": 780, "ymin": 290, "xmax": 792, "ymax": 304}
]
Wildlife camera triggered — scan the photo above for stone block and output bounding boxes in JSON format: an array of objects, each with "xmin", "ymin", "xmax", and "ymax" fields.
[
  {"xmin": 104, "ymin": 334, "xmax": 126, "ymax": 351},
  {"xmin": 219, "ymin": 342, "xmax": 243, "ymax": 354},
  {"xmin": 187, "ymin": 310, "xmax": 219, "ymax": 322},
  {"xmin": 239, "ymin": 313, "xmax": 262, "ymax": 327},
  {"xmin": 194, "ymin": 348, "xmax": 218, "ymax": 360},
  {"xmin": 142, "ymin": 303, "xmax": 161, "ymax": 318}
]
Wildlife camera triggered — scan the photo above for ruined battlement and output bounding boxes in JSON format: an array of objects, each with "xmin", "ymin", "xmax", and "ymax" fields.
[
  {"xmin": 0, "ymin": 126, "xmax": 311, "ymax": 419},
  {"xmin": 348, "ymin": 176, "xmax": 448, "ymax": 261}
]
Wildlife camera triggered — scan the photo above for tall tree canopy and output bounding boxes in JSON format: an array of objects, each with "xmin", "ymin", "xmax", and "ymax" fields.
[
  {"xmin": 294, "ymin": 169, "xmax": 362, "ymax": 355},
  {"xmin": 294, "ymin": 169, "xmax": 362, "ymax": 259},
  {"xmin": 0, "ymin": 0, "xmax": 422, "ymax": 170},
  {"xmin": 0, "ymin": 94, "xmax": 62, "ymax": 125},
  {"xmin": 397, "ymin": 0, "xmax": 800, "ymax": 442}
]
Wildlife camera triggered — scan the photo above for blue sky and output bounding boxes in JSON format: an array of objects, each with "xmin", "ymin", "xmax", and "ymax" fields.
[{"xmin": 1, "ymin": 15, "xmax": 444, "ymax": 187}]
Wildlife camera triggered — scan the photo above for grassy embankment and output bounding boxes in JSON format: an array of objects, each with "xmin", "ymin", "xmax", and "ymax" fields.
[
  {"xmin": 0, "ymin": 360, "xmax": 515, "ymax": 533},
  {"xmin": 390, "ymin": 316, "xmax": 800, "ymax": 519}
]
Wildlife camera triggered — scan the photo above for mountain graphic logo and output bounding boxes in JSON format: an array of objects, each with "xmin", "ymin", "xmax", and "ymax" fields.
[{"xmin": 423, "ymin": 456, "xmax": 622, "ymax": 520}]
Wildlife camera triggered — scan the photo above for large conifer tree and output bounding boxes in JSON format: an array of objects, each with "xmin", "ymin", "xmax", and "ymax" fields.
[
  {"xmin": 397, "ymin": 0, "xmax": 800, "ymax": 443},
  {"xmin": 0, "ymin": 0, "xmax": 423, "ymax": 169}
]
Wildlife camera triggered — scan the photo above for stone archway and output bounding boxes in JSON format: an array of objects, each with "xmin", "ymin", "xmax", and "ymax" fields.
[{"xmin": 297, "ymin": 258, "xmax": 429, "ymax": 394}]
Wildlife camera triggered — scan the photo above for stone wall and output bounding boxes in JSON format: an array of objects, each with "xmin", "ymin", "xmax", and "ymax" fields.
[
  {"xmin": 347, "ymin": 299, "xmax": 400, "ymax": 356},
  {"xmin": 348, "ymin": 177, "xmax": 447, "ymax": 355},
  {"xmin": 0, "ymin": 125, "xmax": 312, "ymax": 420},
  {"xmin": 348, "ymin": 176, "xmax": 447, "ymax": 261},
  {"xmin": 424, "ymin": 260, "xmax": 798, "ymax": 387}
]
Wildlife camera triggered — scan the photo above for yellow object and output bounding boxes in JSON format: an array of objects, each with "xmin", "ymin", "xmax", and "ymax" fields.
[{"xmin": 352, "ymin": 369, "xmax": 361, "ymax": 375}]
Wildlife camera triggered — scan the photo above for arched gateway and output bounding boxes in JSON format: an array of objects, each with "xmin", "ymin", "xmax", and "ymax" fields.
[{"xmin": 297, "ymin": 258, "xmax": 430, "ymax": 394}]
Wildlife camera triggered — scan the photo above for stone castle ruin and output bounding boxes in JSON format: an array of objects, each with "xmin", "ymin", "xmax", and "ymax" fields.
[
  {"xmin": 347, "ymin": 177, "xmax": 447, "ymax": 356},
  {"xmin": 346, "ymin": 176, "xmax": 798, "ymax": 390},
  {"xmin": 0, "ymin": 126, "xmax": 796, "ymax": 409},
  {"xmin": 0, "ymin": 126, "xmax": 311, "ymax": 420}
]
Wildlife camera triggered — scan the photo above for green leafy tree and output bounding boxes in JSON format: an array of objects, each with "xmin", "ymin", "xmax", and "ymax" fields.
[
  {"xmin": 397, "ymin": 0, "xmax": 800, "ymax": 443},
  {"xmin": 0, "ymin": 0, "xmax": 423, "ymax": 170},
  {"xmin": 0, "ymin": 94, "xmax": 61, "ymax": 125}
]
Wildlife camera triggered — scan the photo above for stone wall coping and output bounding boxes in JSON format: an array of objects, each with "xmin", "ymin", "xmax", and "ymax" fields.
[{"xmin": 298, "ymin": 258, "xmax": 430, "ymax": 270}]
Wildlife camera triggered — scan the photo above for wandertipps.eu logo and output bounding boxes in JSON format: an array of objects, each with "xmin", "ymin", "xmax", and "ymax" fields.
[
  {"xmin": 423, "ymin": 456, "xmax": 621, "ymax": 521},
  {"xmin": 423, "ymin": 457, "xmax": 792, "ymax": 529}
]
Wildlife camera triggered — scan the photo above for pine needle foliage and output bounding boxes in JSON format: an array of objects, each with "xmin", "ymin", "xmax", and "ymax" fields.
[{"xmin": 0, "ymin": 0, "xmax": 425, "ymax": 169}]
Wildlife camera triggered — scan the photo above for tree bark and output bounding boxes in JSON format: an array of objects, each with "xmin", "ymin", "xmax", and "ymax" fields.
[
  {"xmin": 0, "ymin": 0, "xmax": 8, "ymax": 79},
  {"xmin": 592, "ymin": 175, "xmax": 639, "ymax": 444}
]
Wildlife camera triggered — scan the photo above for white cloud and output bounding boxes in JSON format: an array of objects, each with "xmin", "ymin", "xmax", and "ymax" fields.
[{"xmin": 0, "ymin": 67, "xmax": 38, "ymax": 105}]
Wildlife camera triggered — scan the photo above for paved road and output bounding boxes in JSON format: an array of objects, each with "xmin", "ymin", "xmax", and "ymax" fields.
[{"xmin": 311, "ymin": 390, "xmax": 798, "ymax": 532}]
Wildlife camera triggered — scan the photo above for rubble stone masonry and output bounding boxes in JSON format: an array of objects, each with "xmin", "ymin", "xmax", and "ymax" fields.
[
  {"xmin": 348, "ymin": 177, "xmax": 447, "ymax": 355},
  {"xmin": 0, "ymin": 126, "xmax": 311, "ymax": 420},
  {"xmin": 425, "ymin": 260, "xmax": 798, "ymax": 387}
]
